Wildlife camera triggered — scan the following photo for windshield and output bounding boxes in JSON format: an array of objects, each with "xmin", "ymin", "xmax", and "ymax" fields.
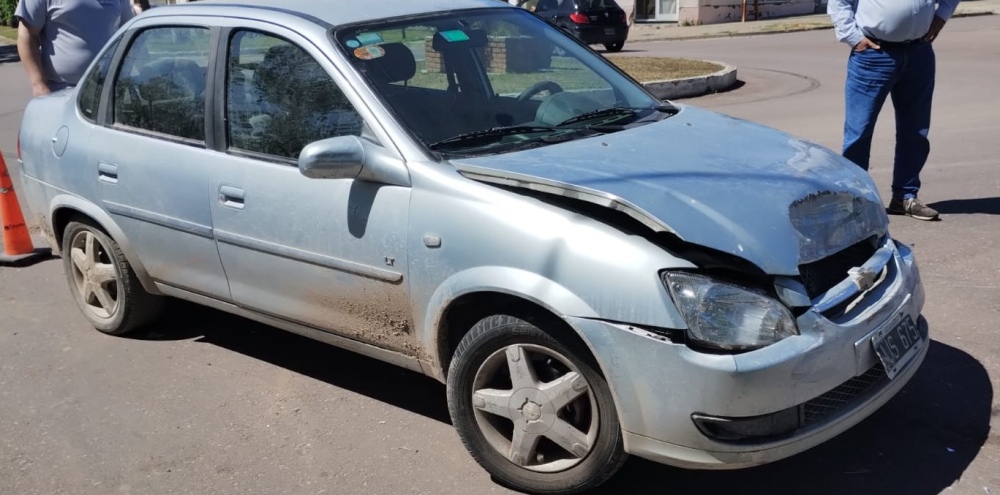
[{"xmin": 335, "ymin": 8, "xmax": 665, "ymax": 156}]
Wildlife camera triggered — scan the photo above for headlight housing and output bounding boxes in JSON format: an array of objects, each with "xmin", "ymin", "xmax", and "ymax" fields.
[{"xmin": 664, "ymin": 272, "xmax": 798, "ymax": 351}]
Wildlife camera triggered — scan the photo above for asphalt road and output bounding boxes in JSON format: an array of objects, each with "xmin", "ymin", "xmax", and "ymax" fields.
[{"xmin": 1, "ymin": 16, "xmax": 998, "ymax": 495}]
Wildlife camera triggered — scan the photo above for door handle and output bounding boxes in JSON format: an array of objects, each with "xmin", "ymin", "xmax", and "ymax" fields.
[
  {"xmin": 219, "ymin": 185, "xmax": 245, "ymax": 209},
  {"xmin": 98, "ymin": 162, "xmax": 118, "ymax": 184}
]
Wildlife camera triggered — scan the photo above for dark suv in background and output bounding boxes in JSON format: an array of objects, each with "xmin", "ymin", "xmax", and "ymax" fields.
[{"xmin": 525, "ymin": 0, "xmax": 629, "ymax": 52}]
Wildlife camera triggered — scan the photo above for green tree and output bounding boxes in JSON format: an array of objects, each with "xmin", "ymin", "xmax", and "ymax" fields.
[{"xmin": 0, "ymin": 0, "xmax": 18, "ymax": 28}]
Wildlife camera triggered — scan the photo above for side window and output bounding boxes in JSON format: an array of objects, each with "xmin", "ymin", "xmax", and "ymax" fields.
[
  {"xmin": 78, "ymin": 37, "xmax": 121, "ymax": 122},
  {"xmin": 113, "ymin": 27, "xmax": 210, "ymax": 141},
  {"xmin": 226, "ymin": 30, "xmax": 362, "ymax": 160}
]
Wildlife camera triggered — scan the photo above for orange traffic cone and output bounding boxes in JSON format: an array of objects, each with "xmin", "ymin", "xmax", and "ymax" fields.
[{"xmin": 1, "ymin": 150, "xmax": 50, "ymax": 267}]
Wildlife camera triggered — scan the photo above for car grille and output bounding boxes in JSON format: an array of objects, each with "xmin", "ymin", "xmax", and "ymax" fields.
[
  {"xmin": 798, "ymin": 238, "xmax": 878, "ymax": 298},
  {"xmin": 802, "ymin": 363, "xmax": 886, "ymax": 425},
  {"xmin": 692, "ymin": 362, "xmax": 889, "ymax": 444}
]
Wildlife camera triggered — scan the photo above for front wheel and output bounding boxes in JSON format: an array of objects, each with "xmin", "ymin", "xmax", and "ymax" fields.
[
  {"xmin": 603, "ymin": 40, "xmax": 625, "ymax": 52},
  {"xmin": 62, "ymin": 220, "xmax": 163, "ymax": 335},
  {"xmin": 447, "ymin": 315, "xmax": 627, "ymax": 494}
]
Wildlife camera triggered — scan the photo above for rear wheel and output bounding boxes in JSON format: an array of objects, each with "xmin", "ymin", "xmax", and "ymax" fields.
[
  {"xmin": 603, "ymin": 40, "xmax": 625, "ymax": 52},
  {"xmin": 447, "ymin": 315, "xmax": 627, "ymax": 494},
  {"xmin": 62, "ymin": 220, "xmax": 163, "ymax": 335}
]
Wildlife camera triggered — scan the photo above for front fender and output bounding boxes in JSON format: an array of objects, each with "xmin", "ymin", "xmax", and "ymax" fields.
[
  {"xmin": 49, "ymin": 194, "xmax": 162, "ymax": 295},
  {"xmin": 421, "ymin": 266, "xmax": 598, "ymax": 368}
]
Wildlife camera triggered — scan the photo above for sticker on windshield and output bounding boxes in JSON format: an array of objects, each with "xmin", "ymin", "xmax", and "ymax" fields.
[
  {"xmin": 355, "ymin": 32, "xmax": 384, "ymax": 45},
  {"xmin": 354, "ymin": 45, "xmax": 386, "ymax": 60},
  {"xmin": 439, "ymin": 30, "xmax": 470, "ymax": 42},
  {"xmin": 345, "ymin": 39, "xmax": 361, "ymax": 48}
]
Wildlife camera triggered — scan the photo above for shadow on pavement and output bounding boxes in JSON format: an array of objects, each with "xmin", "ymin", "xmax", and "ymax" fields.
[
  {"xmin": 600, "ymin": 48, "xmax": 646, "ymax": 54},
  {"xmin": 0, "ymin": 44, "xmax": 19, "ymax": 66},
  {"xmin": 597, "ymin": 339, "xmax": 993, "ymax": 495},
  {"xmin": 134, "ymin": 300, "xmax": 452, "ymax": 425},
  {"xmin": 929, "ymin": 197, "xmax": 1000, "ymax": 215},
  {"xmin": 132, "ymin": 305, "xmax": 992, "ymax": 495},
  {"xmin": 674, "ymin": 80, "xmax": 747, "ymax": 102}
]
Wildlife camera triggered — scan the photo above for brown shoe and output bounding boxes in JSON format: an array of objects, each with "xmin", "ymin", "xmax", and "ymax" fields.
[{"xmin": 887, "ymin": 197, "xmax": 939, "ymax": 221}]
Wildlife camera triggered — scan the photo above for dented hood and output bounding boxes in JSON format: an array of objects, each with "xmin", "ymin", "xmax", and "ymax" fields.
[{"xmin": 451, "ymin": 105, "xmax": 888, "ymax": 275}]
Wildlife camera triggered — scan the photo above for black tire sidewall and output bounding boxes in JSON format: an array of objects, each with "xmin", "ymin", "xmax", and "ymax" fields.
[{"xmin": 446, "ymin": 315, "xmax": 625, "ymax": 495}]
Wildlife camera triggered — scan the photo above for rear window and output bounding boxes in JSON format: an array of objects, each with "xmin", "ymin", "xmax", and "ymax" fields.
[{"xmin": 577, "ymin": 0, "xmax": 620, "ymax": 8}]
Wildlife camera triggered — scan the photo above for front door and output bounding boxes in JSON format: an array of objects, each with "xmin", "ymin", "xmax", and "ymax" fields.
[
  {"xmin": 208, "ymin": 28, "xmax": 416, "ymax": 355},
  {"xmin": 91, "ymin": 24, "xmax": 230, "ymax": 299}
]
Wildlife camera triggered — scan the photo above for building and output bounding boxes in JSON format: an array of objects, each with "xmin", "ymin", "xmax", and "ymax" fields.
[{"xmin": 628, "ymin": 0, "xmax": 823, "ymax": 25}]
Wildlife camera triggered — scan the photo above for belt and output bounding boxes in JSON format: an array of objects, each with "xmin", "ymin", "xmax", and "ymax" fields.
[{"xmin": 868, "ymin": 37, "xmax": 923, "ymax": 48}]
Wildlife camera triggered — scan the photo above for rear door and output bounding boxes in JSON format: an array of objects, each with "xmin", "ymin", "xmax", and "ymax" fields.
[
  {"xmin": 89, "ymin": 23, "xmax": 231, "ymax": 299},
  {"xmin": 206, "ymin": 25, "xmax": 416, "ymax": 355}
]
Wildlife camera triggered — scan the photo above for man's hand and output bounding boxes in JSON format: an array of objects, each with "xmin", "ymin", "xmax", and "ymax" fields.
[
  {"xmin": 924, "ymin": 15, "xmax": 946, "ymax": 42},
  {"xmin": 854, "ymin": 37, "xmax": 881, "ymax": 52},
  {"xmin": 31, "ymin": 81, "xmax": 51, "ymax": 97}
]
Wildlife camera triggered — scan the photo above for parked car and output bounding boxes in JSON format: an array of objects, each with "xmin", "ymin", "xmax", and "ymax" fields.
[
  {"xmin": 524, "ymin": 0, "xmax": 630, "ymax": 51},
  {"xmin": 17, "ymin": 0, "xmax": 927, "ymax": 493}
]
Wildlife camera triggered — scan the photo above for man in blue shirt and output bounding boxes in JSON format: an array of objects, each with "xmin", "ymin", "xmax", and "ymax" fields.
[{"xmin": 828, "ymin": 0, "xmax": 959, "ymax": 220}]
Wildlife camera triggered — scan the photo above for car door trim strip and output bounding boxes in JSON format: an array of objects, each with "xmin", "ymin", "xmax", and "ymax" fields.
[
  {"xmin": 104, "ymin": 201, "xmax": 215, "ymax": 239},
  {"xmin": 213, "ymin": 229, "xmax": 404, "ymax": 283}
]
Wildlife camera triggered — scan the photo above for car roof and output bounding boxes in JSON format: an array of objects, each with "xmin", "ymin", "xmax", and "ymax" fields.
[{"xmin": 160, "ymin": 0, "xmax": 509, "ymax": 27}]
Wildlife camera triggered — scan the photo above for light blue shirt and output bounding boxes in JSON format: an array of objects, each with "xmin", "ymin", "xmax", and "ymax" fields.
[{"xmin": 828, "ymin": 0, "xmax": 959, "ymax": 47}]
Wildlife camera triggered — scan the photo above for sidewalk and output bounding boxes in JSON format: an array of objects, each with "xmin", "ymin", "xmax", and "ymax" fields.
[{"xmin": 628, "ymin": 0, "xmax": 1000, "ymax": 42}]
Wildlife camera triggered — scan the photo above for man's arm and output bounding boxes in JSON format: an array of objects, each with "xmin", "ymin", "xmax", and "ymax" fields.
[
  {"xmin": 827, "ymin": 0, "xmax": 867, "ymax": 48},
  {"xmin": 924, "ymin": 0, "xmax": 959, "ymax": 42},
  {"xmin": 119, "ymin": 0, "xmax": 135, "ymax": 24},
  {"xmin": 934, "ymin": 0, "xmax": 960, "ymax": 22},
  {"xmin": 16, "ymin": 22, "xmax": 49, "ymax": 97}
]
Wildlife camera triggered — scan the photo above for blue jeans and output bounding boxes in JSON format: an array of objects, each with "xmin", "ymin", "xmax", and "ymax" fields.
[{"xmin": 842, "ymin": 42, "xmax": 935, "ymax": 201}]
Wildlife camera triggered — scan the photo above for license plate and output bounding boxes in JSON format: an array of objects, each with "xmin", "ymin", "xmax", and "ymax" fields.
[
  {"xmin": 872, "ymin": 315, "xmax": 923, "ymax": 379},
  {"xmin": 605, "ymin": 28, "xmax": 615, "ymax": 35}
]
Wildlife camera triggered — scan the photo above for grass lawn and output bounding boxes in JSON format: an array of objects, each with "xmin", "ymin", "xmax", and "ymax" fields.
[
  {"xmin": 0, "ymin": 25, "xmax": 17, "ymax": 43},
  {"xmin": 607, "ymin": 56, "xmax": 723, "ymax": 82},
  {"xmin": 409, "ymin": 55, "xmax": 722, "ymax": 96}
]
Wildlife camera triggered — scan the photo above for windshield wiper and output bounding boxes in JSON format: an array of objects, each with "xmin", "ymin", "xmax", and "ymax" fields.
[
  {"xmin": 556, "ymin": 107, "xmax": 637, "ymax": 128},
  {"xmin": 556, "ymin": 104, "xmax": 679, "ymax": 129},
  {"xmin": 429, "ymin": 125, "xmax": 555, "ymax": 150}
]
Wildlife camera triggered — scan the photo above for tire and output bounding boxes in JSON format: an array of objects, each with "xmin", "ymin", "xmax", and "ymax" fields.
[
  {"xmin": 62, "ymin": 220, "xmax": 163, "ymax": 335},
  {"xmin": 603, "ymin": 41, "xmax": 625, "ymax": 52},
  {"xmin": 447, "ymin": 315, "xmax": 627, "ymax": 494}
]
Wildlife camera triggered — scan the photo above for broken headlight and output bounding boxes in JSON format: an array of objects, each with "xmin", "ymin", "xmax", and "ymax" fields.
[{"xmin": 664, "ymin": 272, "xmax": 798, "ymax": 352}]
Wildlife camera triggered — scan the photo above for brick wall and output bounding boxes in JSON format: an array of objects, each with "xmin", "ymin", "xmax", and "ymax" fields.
[{"xmin": 424, "ymin": 36, "xmax": 552, "ymax": 75}]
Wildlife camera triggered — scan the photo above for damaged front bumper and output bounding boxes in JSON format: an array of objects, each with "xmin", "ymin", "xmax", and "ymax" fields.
[{"xmin": 569, "ymin": 240, "xmax": 926, "ymax": 469}]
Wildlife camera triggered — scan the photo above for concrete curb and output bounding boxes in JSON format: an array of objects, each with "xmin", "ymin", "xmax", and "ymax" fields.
[{"xmin": 641, "ymin": 62, "xmax": 738, "ymax": 100}]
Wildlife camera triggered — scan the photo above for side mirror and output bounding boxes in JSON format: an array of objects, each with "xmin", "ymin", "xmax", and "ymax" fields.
[
  {"xmin": 298, "ymin": 135, "xmax": 410, "ymax": 187},
  {"xmin": 298, "ymin": 135, "xmax": 365, "ymax": 180}
]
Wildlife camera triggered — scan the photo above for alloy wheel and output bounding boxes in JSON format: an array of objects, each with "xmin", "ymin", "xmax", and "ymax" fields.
[
  {"xmin": 68, "ymin": 229, "xmax": 120, "ymax": 320},
  {"xmin": 470, "ymin": 343, "xmax": 599, "ymax": 472}
]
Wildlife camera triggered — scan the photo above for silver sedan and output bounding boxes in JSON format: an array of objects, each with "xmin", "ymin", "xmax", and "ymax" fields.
[{"xmin": 15, "ymin": 0, "xmax": 927, "ymax": 493}]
